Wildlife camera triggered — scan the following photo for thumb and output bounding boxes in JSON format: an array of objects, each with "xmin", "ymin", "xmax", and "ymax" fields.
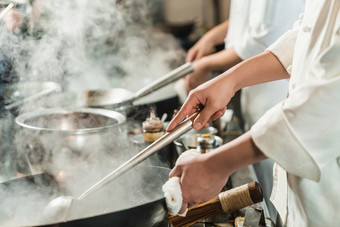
[
  {"xmin": 169, "ymin": 166, "xmax": 182, "ymax": 178},
  {"xmin": 178, "ymin": 202, "xmax": 188, "ymax": 215}
]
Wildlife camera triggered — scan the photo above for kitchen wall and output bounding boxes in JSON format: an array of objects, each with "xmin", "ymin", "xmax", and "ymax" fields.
[{"xmin": 163, "ymin": 0, "xmax": 230, "ymax": 29}]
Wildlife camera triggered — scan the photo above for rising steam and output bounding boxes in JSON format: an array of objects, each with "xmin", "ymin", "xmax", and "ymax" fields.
[{"xmin": 0, "ymin": 0, "xmax": 183, "ymax": 225}]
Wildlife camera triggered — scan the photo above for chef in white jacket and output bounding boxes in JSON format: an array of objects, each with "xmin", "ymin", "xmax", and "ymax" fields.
[
  {"xmin": 167, "ymin": 0, "xmax": 340, "ymax": 226},
  {"xmin": 182, "ymin": 0, "xmax": 305, "ymax": 219},
  {"xmin": 183, "ymin": 0, "xmax": 305, "ymax": 130}
]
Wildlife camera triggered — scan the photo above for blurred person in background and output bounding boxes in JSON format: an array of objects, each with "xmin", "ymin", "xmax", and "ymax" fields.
[
  {"xmin": 167, "ymin": 0, "xmax": 340, "ymax": 226},
  {"xmin": 180, "ymin": 0, "xmax": 305, "ymax": 219},
  {"xmin": 2, "ymin": 7, "xmax": 23, "ymax": 32},
  {"xmin": 184, "ymin": 0, "xmax": 305, "ymax": 130},
  {"xmin": 0, "ymin": 5, "xmax": 23, "ymax": 83},
  {"xmin": 0, "ymin": 0, "xmax": 47, "ymax": 84}
]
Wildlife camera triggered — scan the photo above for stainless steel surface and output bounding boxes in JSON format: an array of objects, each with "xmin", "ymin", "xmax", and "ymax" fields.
[
  {"xmin": 14, "ymin": 108, "xmax": 126, "ymax": 175},
  {"xmin": 16, "ymin": 108, "xmax": 126, "ymax": 133},
  {"xmin": 78, "ymin": 112, "xmax": 198, "ymax": 199},
  {"xmin": 197, "ymin": 134, "xmax": 216, "ymax": 153},
  {"xmin": 82, "ymin": 62, "xmax": 193, "ymax": 108},
  {"xmin": 174, "ymin": 132, "xmax": 222, "ymax": 154},
  {"xmin": 189, "ymin": 126, "xmax": 218, "ymax": 135}
]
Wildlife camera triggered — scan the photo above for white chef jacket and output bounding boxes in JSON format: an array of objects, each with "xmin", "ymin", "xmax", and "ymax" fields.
[
  {"xmin": 251, "ymin": 0, "xmax": 340, "ymax": 226},
  {"xmin": 225, "ymin": 0, "xmax": 305, "ymax": 130}
]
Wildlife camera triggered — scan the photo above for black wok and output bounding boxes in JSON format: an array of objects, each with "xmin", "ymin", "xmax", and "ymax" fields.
[{"xmin": 0, "ymin": 166, "xmax": 170, "ymax": 227}]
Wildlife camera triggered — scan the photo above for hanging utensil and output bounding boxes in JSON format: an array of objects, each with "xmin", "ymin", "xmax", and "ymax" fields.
[{"xmin": 0, "ymin": 3, "xmax": 14, "ymax": 21}]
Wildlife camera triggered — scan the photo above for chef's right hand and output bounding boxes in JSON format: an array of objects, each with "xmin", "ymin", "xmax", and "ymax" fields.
[
  {"xmin": 186, "ymin": 36, "xmax": 215, "ymax": 62},
  {"xmin": 167, "ymin": 73, "xmax": 235, "ymax": 131}
]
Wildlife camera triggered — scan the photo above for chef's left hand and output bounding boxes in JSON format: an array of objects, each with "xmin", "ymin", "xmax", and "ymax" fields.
[
  {"xmin": 183, "ymin": 59, "xmax": 212, "ymax": 94},
  {"xmin": 169, "ymin": 151, "xmax": 230, "ymax": 214}
]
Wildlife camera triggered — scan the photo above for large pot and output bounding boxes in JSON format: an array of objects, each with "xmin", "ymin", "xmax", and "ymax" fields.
[
  {"xmin": 14, "ymin": 108, "xmax": 127, "ymax": 176},
  {"xmin": 0, "ymin": 166, "xmax": 170, "ymax": 227},
  {"xmin": 0, "ymin": 81, "xmax": 61, "ymax": 179}
]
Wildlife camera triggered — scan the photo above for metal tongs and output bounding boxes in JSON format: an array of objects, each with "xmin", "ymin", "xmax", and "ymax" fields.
[
  {"xmin": 79, "ymin": 111, "xmax": 199, "ymax": 199},
  {"xmin": 83, "ymin": 62, "xmax": 194, "ymax": 108},
  {"xmin": 44, "ymin": 112, "xmax": 199, "ymax": 221}
]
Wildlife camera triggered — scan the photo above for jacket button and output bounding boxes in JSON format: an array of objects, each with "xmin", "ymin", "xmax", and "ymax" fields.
[
  {"xmin": 303, "ymin": 26, "xmax": 311, "ymax": 33},
  {"xmin": 291, "ymin": 82, "xmax": 296, "ymax": 89},
  {"xmin": 337, "ymin": 156, "xmax": 340, "ymax": 167},
  {"xmin": 336, "ymin": 29, "xmax": 340, "ymax": 35},
  {"xmin": 287, "ymin": 65, "xmax": 292, "ymax": 74}
]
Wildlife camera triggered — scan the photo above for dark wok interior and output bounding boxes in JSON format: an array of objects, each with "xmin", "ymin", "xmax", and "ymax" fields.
[
  {"xmin": 0, "ymin": 166, "xmax": 170, "ymax": 227},
  {"xmin": 24, "ymin": 113, "xmax": 119, "ymax": 130}
]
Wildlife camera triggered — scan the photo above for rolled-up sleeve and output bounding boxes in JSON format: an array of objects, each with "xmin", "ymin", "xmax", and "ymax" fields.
[
  {"xmin": 251, "ymin": 21, "xmax": 340, "ymax": 182},
  {"xmin": 266, "ymin": 28, "xmax": 299, "ymax": 73}
]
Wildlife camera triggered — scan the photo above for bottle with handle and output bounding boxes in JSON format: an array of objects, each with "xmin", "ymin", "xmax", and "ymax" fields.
[{"xmin": 169, "ymin": 181, "xmax": 263, "ymax": 227}]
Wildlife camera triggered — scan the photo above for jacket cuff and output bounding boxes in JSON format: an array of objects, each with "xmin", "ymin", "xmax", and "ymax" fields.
[
  {"xmin": 266, "ymin": 29, "xmax": 299, "ymax": 73},
  {"xmin": 251, "ymin": 103, "xmax": 321, "ymax": 182}
]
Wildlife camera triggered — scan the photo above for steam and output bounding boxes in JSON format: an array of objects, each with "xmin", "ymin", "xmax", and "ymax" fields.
[
  {"xmin": 0, "ymin": 0, "xmax": 184, "ymax": 225},
  {"xmin": 0, "ymin": 0, "xmax": 185, "ymax": 91}
]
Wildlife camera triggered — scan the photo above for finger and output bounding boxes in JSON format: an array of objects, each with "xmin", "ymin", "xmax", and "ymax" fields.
[
  {"xmin": 196, "ymin": 51, "xmax": 204, "ymax": 60},
  {"xmin": 169, "ymin": 166, "xmax": 181, "ymax": 178},
  {"xmin": 187, "ymin": 203, "xmax": 197, "ymax": 209},
  {"xmin": 166, "ymin": 98, "xmax": 198, "ymax": 131},
  {"xmin": 203, "ymin": 122, "xmax": 210, "ymax": 128},
  {"xmin": 210, "ymin": 108, "xmax": 226, "ymax": 122},
  {"xmin": 178, "ymin": 202, "xmax": 188, "ymax": 215},
  {"xmin": 193, "ymin": 99, "xmax": 218, "ymax": 130},
  {"xmin": 186, "ymin": 49, "xmax": 197, "ymax": 63}
]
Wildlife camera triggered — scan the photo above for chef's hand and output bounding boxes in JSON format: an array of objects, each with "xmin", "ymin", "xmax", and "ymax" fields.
[
  {"xmin": 2, "ymin": 8, "xmax": 23, "ymax": 31},
  {"xmin": 169, "ymin": 152, "xmax": 230, "ymax": 214},
  {"xmin": 186, "ymin": 36, "xmax": 215, "ymax": 62},
  {"xmin": 168, "ymin": 73, "xmax": 234, "ymax": 131},
  {"xmin": 183, "ymin": 59, "xmax": 211, "ymax": 93}
]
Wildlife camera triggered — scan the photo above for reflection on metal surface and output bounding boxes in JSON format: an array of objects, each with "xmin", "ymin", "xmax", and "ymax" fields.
[{"xmin": 16, "ymin": 108, "xmax": 126, "ymax": 133}]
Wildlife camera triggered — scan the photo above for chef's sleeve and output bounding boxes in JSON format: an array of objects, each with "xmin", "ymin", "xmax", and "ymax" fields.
[{"xmin": 251, "ymin": 24, "xmax": 340, "ymax": 182}]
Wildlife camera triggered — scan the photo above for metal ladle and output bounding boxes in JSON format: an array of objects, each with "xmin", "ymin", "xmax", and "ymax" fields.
[
  {"xmin": 43, "ymin": 112, "xmax": 199, "ymax": 222},
  {"xmin": 80, "ymin": 62, "xmax": 193, "ymax": 108}
]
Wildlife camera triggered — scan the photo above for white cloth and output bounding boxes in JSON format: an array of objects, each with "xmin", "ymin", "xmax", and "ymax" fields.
[
  {"xmin": 162, "ymin": 177, "xmax": 182, "ymax": 215},
  {"xmin": 225, "ymin": 0, "xmax": 305, "ymax": 130},
  {"xmin": 251, "ymin": 1, "xmax": 340, "ymax": 226},
  {"xmin": 162, "ymin": 149, "xmax": 200, "ymax": 215}
]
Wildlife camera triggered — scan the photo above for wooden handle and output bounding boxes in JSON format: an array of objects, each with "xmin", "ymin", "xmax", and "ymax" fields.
[
  {"xmin": 218, "ymin": 181, "xmax": 263, "ymax": 213},
  {"xmin": 169, "ymin": 182, "xmax": 263, "ymax": 227}
]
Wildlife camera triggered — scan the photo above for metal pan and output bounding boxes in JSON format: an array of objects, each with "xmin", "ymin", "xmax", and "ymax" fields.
[
  {"xmin": 79, "ymin": 62, "xmax": 193, "ymax": 109},
  {"xmin": 0, "ymin": 166, "xmax": 170, "ymax": 227},
  {"xmin": 14, "ymin": 108, "xmax": 126, "ymax": 175}
]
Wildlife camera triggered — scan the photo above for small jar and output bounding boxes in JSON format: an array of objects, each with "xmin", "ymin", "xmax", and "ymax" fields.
[
  {"xmin": 197, "ymin": 134, "xmax": 216, "ymax": 153},
  {"xmin": 142, "ymin": 108, "xmax": 164, "ymax": 142}
]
